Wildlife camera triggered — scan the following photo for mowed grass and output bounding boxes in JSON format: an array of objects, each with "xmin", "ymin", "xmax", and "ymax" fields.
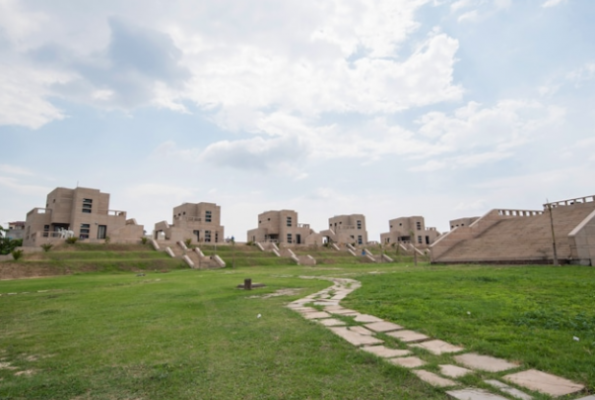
[
  {"xmin": 0, "ymin": 265, "xmax": 445, "ymax": 400},
  {"xmin": 1, "ymin": 258, "xmax": 594, "ymax": 399},
  {"xmin": 343, "ymin": 264, "xmax": 595, "ymax": 393}
]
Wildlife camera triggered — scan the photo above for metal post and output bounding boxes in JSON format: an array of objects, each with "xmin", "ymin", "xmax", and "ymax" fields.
[{"xmin": 547, "ymin": 199, "xmax": 559, "ymax": 266}]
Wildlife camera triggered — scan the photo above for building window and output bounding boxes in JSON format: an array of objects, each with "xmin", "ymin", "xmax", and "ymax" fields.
[
  {"xmin": 215, "ymin": 232, "xmax": 219, "ymax": 243},
  {"xmin": 97, "ymin": 225, "xmax": 107, "ymax": 239},
  {"xmin": 80, "ymin": 224, "xmax": 90, "ymax": 239},
  {"xmin": 287, "ymin": 233, "xmax": 292, "ymax": 244},
  {"xmin": 425, "ymin": 236, "xmax": 430, "ymax": 245},
  {"xmin": 286, "ymin": 216, "xmax": 292, "ymax": 227},
  {"xmin": 358, "ymin": 235, "xmax": 363, "ymax": 245},
  {"xmin": 82, "ymin": 198, "xmax": 92, "ymax": 214},
  {"xmin": 357, "ymin": 220, "xmax": 362, "ymax": 230},
  {"xmin": 205, "ymin": 211, "xmax": 212, "ymax": 222},
  {"xmin": 205, "ymin": 230, "xmax": 211, "ymax": 242},
  {"xmin": 416, "ymin": 221, "xmax": 421, "ymax": 230},
  {"xmin": 418, "ymin": 236, "xmax": 422, "ymax": 244}
]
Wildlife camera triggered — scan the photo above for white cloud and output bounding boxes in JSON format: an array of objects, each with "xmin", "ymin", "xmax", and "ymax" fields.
[
  {"xmin": 0, "ymin": 165, "xmax": 34, "ymax": 176},
  {"xmin": 0, "ymin": 176, "xmax": 50, "ymax": 196},
  {"xmin": 458, "ymin": 10, "xmax": 479, "ymax": 23},
  {"xmin": 566, "ymin": 63, "xmax": 595, "ymax": 86},
  {"xmin": 494, "ymin": 0, "xmax": 512, "ymax": 9},
  {"xmin": 542, "ymin": 0, "xmax": 567, "ymax": 8}
]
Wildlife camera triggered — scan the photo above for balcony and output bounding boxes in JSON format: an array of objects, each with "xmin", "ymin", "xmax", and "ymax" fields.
[
  {"xmin": 108, "ymin": 210, "xmax": 127, "ymax": 217},
  {"xmin": 26, "ymin": 208, "xmax": 51, "ymax": 217}
]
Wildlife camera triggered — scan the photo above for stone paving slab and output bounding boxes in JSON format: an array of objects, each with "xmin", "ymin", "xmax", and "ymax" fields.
[
  {"xmin": 454, "ymin": 353, "xmax": 519, "ymax": 372},
  {"xmin": 317, "ymin": 318, "xmax": 346, "ymax": 327},
  {"xmin": 484, "ymin": 379, "xmax": 532, "ymax": 400},
  {"xmin": 313, "ymin": 301, "xmax": 339, "ymax": 306},
  {"xmin": 323, "ymin": 305, "xmax": 346, "ymax": 313},
  {"xmin": 360, "ymin": 345, "xmax": 411, "ymax": 358},
  {"xmin": 386, "ymin": 330, "xmax": 430, "ymax": 343},
  {"xmin": 329, "ymin": 327, "xmax": 384, "ymax": 347},
  {"xmin": 503, "ymin": 369, "xmax": 584, "ymax": 397},
  {"xmin": 364, "ymin": 321, "xmax": 403, "ymax": 333},
  {"xmin": 353, "ymin": 314, "xmax": 384, "ymax": 323},
  {"xmin": 302, "ymin": 311, "xmax": 332, "ymax": 319},
  {"xmin": 411, "ymin": 339, "xmax": 464, "ymax": 355},
  {"xmin": 347, "ymin": 326, "xmax": 374, "ymax": 336},
  {"xmin": 293, "ymin": 307, "xmax": 319, "ymax": 313},
  {"xmin": 447, "ymin": 388, "xmax": 510, "ymax": 400},
  {"xmin": 329, "ymin": 308, "xmax": 359, "ymax": 316},
  {"xmin": 388, "ymin": 356, "xmax": 425, "ymax": 368},
  {"xmin": 413, "ymin": 370, "xmax": 458, "ymax": 388},
  {"xmin": 440, "ymin": 364, "xmax": 473, "ymax": 379}
]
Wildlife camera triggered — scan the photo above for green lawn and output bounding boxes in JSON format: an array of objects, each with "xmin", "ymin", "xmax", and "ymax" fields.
[{"xmin": 0, "ymin": 259, "xmax": 593, "ymax": 399}]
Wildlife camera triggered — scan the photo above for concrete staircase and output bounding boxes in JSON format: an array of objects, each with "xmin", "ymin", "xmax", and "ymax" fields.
[
  {"xmin": 432, "ymin": 199, "xmax": 595, "ymax": 264},
  {"xmin": 154, "ymin": 240, "xmax": 225, "ymax": 269}
]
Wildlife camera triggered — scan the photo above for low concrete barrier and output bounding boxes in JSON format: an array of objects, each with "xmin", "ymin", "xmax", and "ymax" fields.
[{"xmin": 182, "ymin": 255, "xmax": 195, "ymax": 268}]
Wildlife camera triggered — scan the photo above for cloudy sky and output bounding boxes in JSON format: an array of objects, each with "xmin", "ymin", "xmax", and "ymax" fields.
[{"xmin": 1, "ymin": 0, "xmax": 594, "ymax": 240}]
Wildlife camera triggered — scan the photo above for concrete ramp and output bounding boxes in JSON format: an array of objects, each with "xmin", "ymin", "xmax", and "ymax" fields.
[{"xmin": 432, "ymin": 197, "xmax": 595, "ymax": 264}]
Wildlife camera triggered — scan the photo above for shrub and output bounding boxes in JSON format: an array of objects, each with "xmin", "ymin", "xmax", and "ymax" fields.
[
  {"xmin": 246, "ymin": 241, "xmax": 254, "ymax": 246},
  {"xmin": 11, "ymin": 249, "xmax": 24, "ymax": 261},
  {"xmin": 41, "ymin": 243, "xmax": 53, "ymax": 252},
  {"xmin": 184, "ymin": 238, "xmax": 192, "ymax": 248},
  {"xmin": 104, "ymin": 236, "xmax": 111, "ymax": 244},
  {"xmin": 140, "ymin": 237, "xmax": 148, "ymax": 245},
  {"xmin": 65, "ymin": 237, "xmax": 78, "ymax": 245}
]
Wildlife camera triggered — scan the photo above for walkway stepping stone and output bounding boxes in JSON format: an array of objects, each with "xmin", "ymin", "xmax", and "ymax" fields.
[
  {"xmin": 329, "ymin": 308, "xmax": 359, "ymax": 316},
  {"xmin": 323, "ymin": 305, "xmax": 345, "ymax": 312},
  {"xmin": 302, "ymin": 311, "xmax": 332, "ymax": 319},
  {"xmin": 503, "ymin": 369, "xmax": 584, "ymax": 397},
  {"xmin": 386, "ymin": 330, "xmax": 430, "ymax": 343},
  {"xmin": 388, "ymin": 356, "xmax": 426, "ymax": 369},
  {"xmin": 411, "ymin": 339, "xmax": 464, "ymax": 355},
  {"xmin": 353, "ymin": 314, "xmax": 384, "ymax": 323},
  {"xmin": 347, "ymin": 326, "xmax": 374, "ymax": 336},
  {"xmin": 293, "ymin": 307, "xmax": 318, "ymax": 313},
  {"xmin": 484, "ymin": 379, "xmax": 532, "ymax": 400},
  {"xmin": 364, "ymin": 321, "xmax": 403, "ymax": 333},
  {"xmin": 413, "ymin": 370, "xmax": 458, "ymax": 388},
  {"xmin": 360, "ymin": 345, "xmax": 411, "ymax": 358},
  {"xmin": 447, "ymin": 388, "xmax": 510, "ymax": 400},
  {"xmin": 454, "ymin": 353, "xmax": 519, "ymax": 372},
  {"xmin": 329, "ymin": 327, "xmax": 384, "ymax": 346},
  {"xmin": 440, "ymin": 364, "xmax": 473, "ymax": 379},
  {"xmin": 317, "ymin": 318, "xmax": 346, "ymax": 327},
  {"xmin": 575, "ymin": 396, "xmax": 595, "ymax": 400}
]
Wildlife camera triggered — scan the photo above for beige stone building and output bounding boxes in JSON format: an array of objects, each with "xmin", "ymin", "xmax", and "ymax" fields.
[
  {"xmin": 154, "ymin": 202, "xmax": 224, "ymax": 244},
  {"xmin": 380, "ymin": 216, "xmax": 440, "ymax": 247},
  {"xmin": 450, "ymin": 217, "xmax": 479, "ymax": 230},
  {"xmin": 247, "ymin": 210, "xmax": 316, "ymax": 245},
  {"xmin": 6, "ymin": 221, "xmax": 25, "ymax": 240},
  {"xmin": 23, "ymin": 187, "xmax": 143, "ymax": 246},
  {"xmin": 321, "ymin": 214, "xmax": 368, "ymax": 245},
  {"xmin": 431, "ymin": 195, "xmax": 595, "ymax": 265}
]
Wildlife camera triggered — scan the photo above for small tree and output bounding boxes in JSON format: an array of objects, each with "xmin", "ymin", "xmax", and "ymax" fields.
[
  {"xmin": 141, "ymin": 237, "xmax": 148, "ymax": 245},
  {"xmin": 41, "ymin": 243, "xmax": 53, "ymax": 252},
  {"xmin": 11, "ymin": 249, "xmax": 24, "ymax": 261}
]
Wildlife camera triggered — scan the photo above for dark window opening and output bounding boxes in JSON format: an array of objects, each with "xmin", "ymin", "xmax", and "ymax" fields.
[
  {"xmin": 80, "ymin": 223, "xmax": 90, "ymax": 239},
  {"xmin": 97, "ymin": 225, "xmax": 107, "ymax": 239},
  {"xmin": 205, "ymin": 211, "xmax": 212, "ymax": 223}
]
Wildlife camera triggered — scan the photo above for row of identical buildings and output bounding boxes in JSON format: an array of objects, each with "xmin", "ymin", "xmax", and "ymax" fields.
[
  {"xmin": 19, "ymin": 186, "xmax": 440, "ymax": 249},
  {"xmin": 18, "ymin": 187, "xmax": 595, "ymax": 265}
]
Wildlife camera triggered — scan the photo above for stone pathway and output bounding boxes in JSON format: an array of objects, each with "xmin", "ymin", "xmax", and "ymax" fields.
[{"xmin": 287, "ymin": 276, "xmax": 591, "ymax": 400}]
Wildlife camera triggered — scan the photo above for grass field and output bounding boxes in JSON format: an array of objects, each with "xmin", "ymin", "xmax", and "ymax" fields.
[{"xmin": 0, "ymin": 248, "xmax": 594, "ymax": 399}]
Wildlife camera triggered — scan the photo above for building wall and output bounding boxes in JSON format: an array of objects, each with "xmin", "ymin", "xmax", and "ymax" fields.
[
  {"xmin": 247, "ymin": 210, "xmax": 313, "ymax": 245},
  {"xmin": 154, "ymin": 202, "xmax": 224, "ymax": 243},
  {"xmin": 24, "ymin": 187, "xmax": 141, "ymax": 246},
  {"xmin": 381, "ymin": 216, "xmax": 440, "ymax": 247},
  {"xmin": 328, "ymin": 214, "xmax": 368, "ymax": 245},
  {"xmin": 450, "ymin": 217, "xmax": 479, "ymax": 230}
]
